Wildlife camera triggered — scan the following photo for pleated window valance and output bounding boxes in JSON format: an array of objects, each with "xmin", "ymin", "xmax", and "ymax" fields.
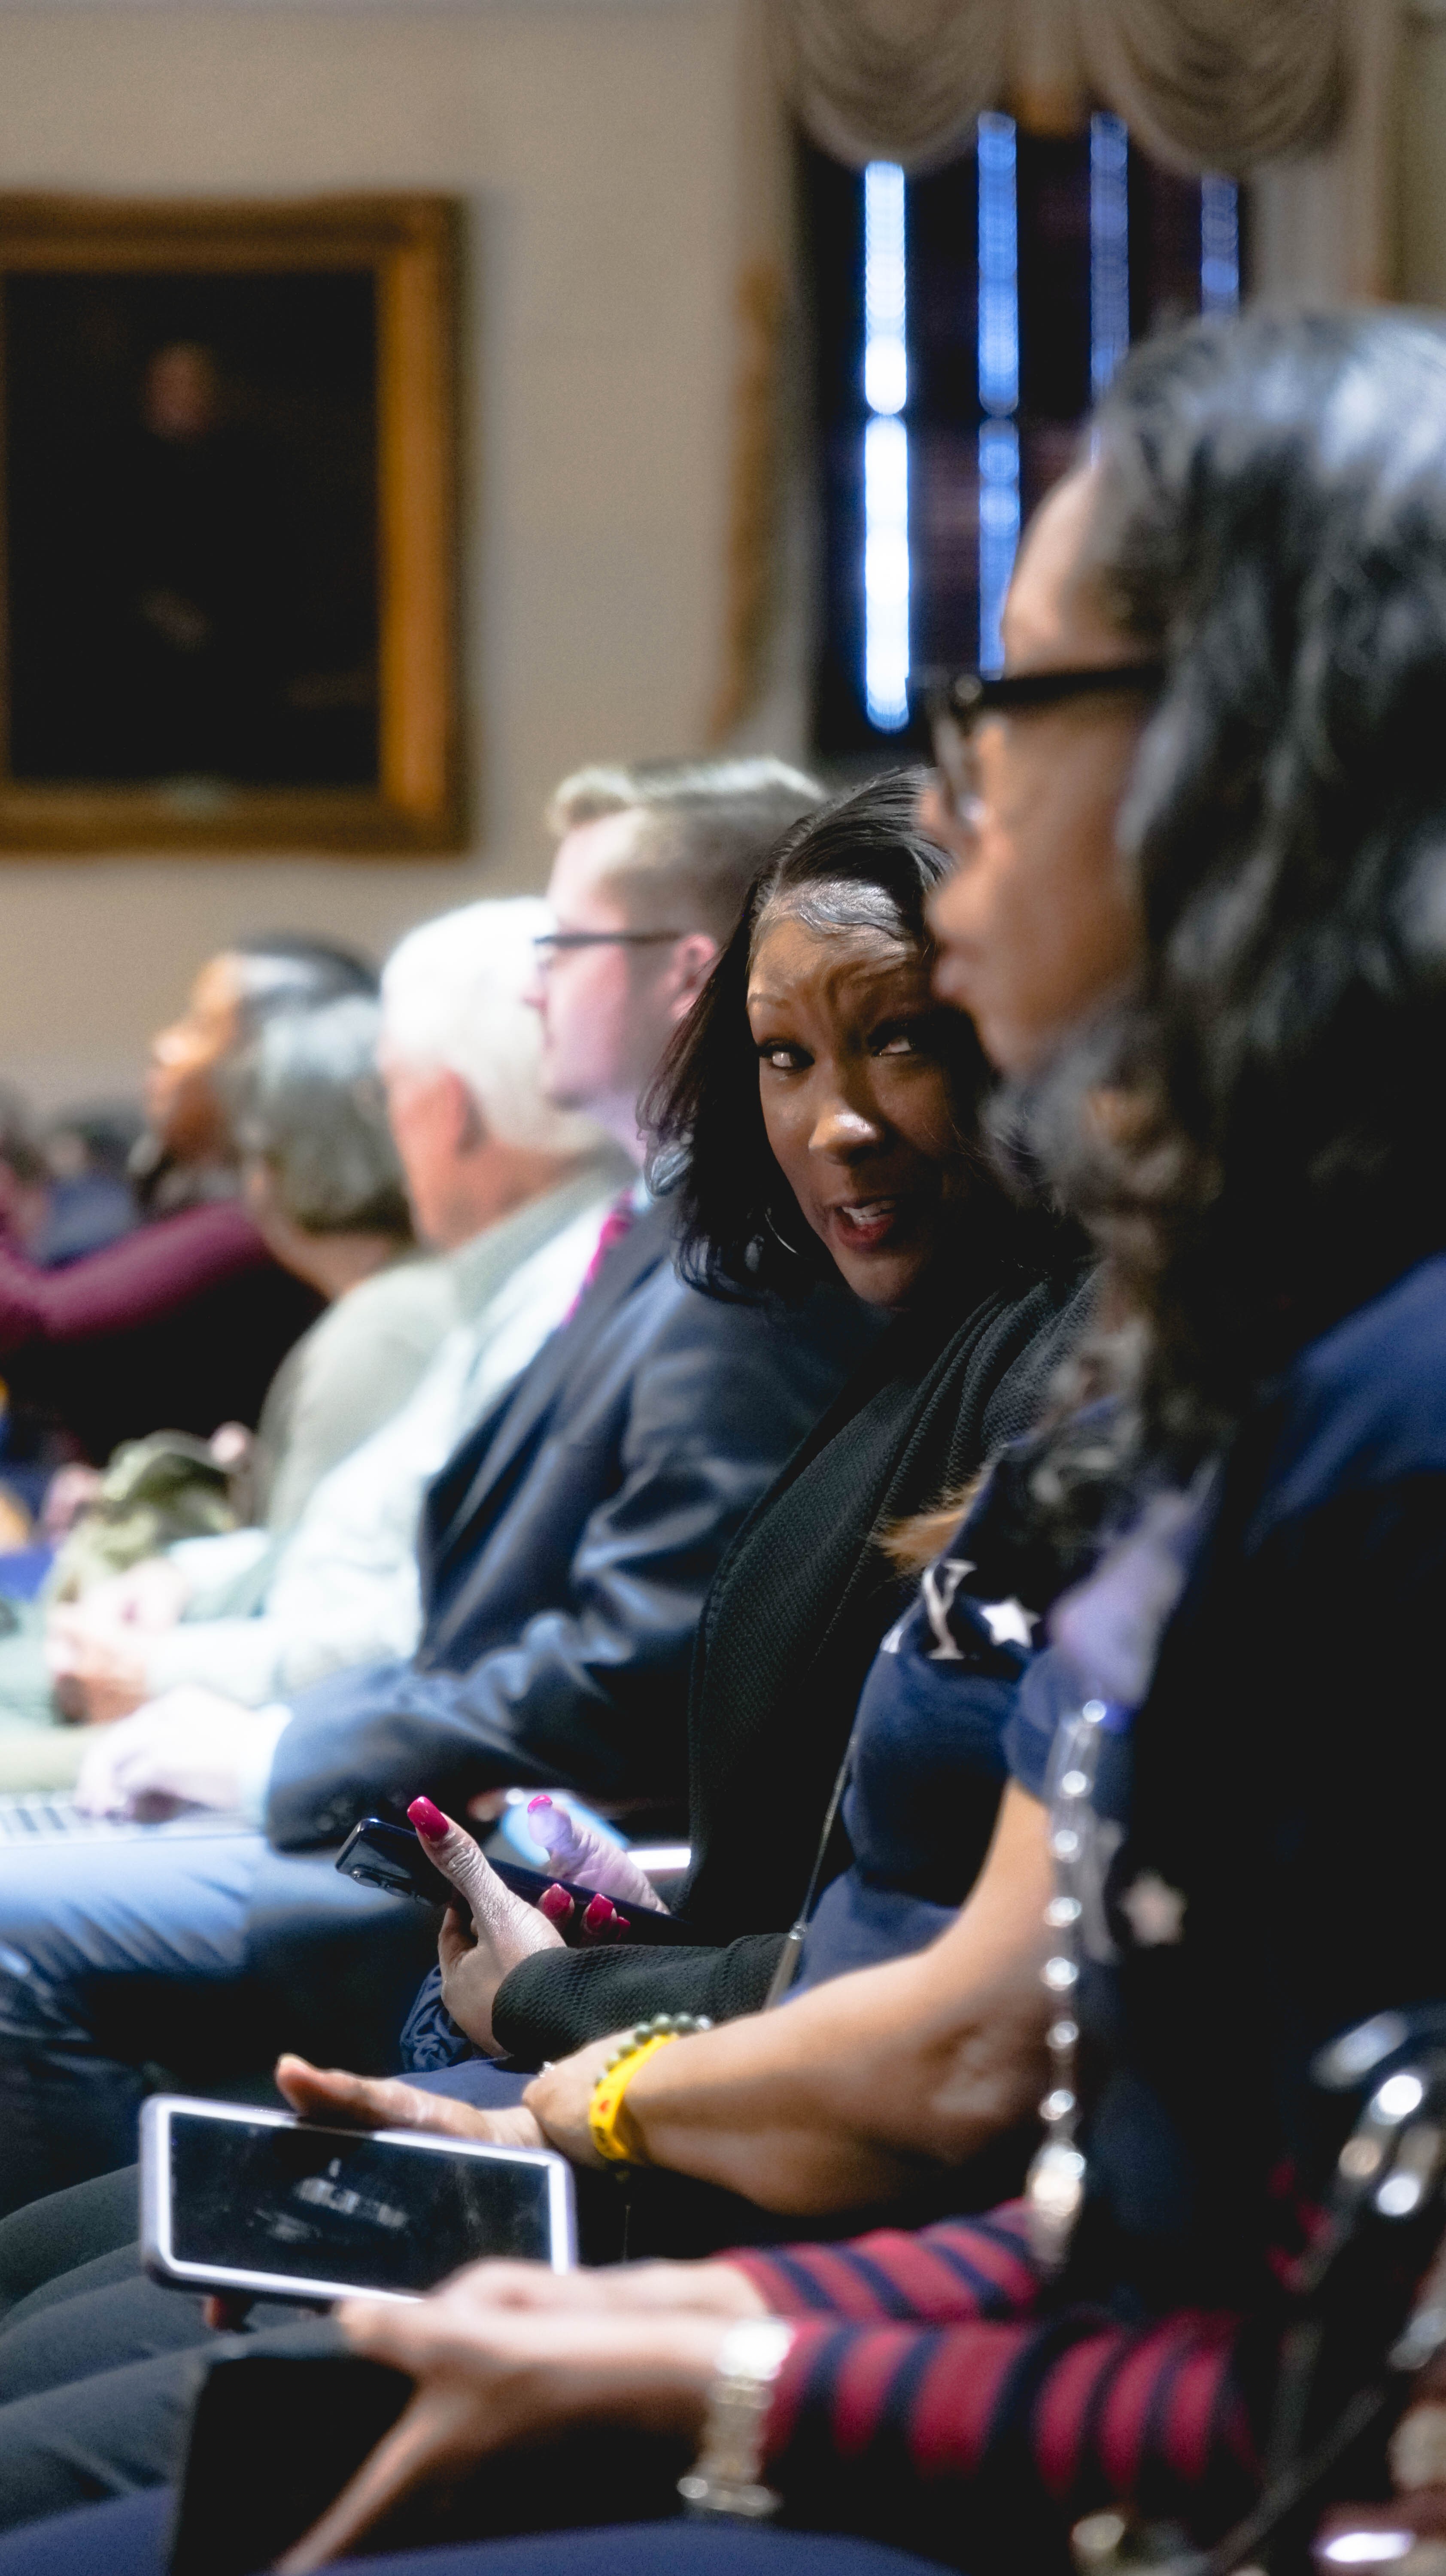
[{"xmin": 769, "ymin": 0, "xmax": 1348, "ymax": 177}]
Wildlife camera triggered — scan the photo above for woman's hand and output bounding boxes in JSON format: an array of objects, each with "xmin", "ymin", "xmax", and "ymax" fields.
[
  {"xmin": 46, "ymin": 1608, "xmax": 151, "ymax": 1723},
  {"xmin": 72, "ymin": 1685, "xmax": 269, "ymax": 1815},
  {"xmin": 273, "ymin": 2053, "xmax": 547, "ymax": 2151},
  {"xmin": 277, "ymin": 2042, "xmax": 769, "ymax": 2327},
  {"xmin": 410, "ymin": 1798, "xmax": 566, "ymax": 2055},
  {"xmin": 275, "ymin": 2285, "xmax": 763, "ymax": 2573},
  {"xmin": 523, "ymin": 2036, "xmax": 624, "ymax": 2168},
  {"xmin": 46, "ymin": 1556, "xmax": 192, "ymax": 1722}
]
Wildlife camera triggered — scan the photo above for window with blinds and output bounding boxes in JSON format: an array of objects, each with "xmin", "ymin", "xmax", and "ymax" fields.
[{"xmin": 803, "ymin": 123, "xmax": 1243, "ymax": 761}]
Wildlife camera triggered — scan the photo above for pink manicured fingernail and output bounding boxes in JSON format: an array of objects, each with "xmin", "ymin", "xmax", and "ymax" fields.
[
  {"xmin": 407, "ymin": 1797, "xmax": 449, "ymax": 1841},
  {"xmin": 527, "ymin": 1794, "xmax": 553, "ymax": 1816},
  {"xmin": 538, "ymin": 1883, "xmax": 573, "ymax": 1924},
  {"xmin": 583, "ymin": 1893, "xmax": 617, "ymax": 1929}
]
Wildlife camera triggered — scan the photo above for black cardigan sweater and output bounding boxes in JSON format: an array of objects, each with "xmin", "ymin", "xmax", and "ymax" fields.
[{"xmin": 491, "ymin": 1252, "xmax": 1094, "ymax": 2062}]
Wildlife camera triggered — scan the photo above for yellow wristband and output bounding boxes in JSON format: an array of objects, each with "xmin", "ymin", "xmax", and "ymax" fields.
[{"xmin": 587, "ymin": 2031, "xmax": 681, "ymax": 2166}]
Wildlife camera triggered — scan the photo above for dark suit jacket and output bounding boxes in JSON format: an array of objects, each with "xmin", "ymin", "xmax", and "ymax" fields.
[{"xmin": 265, "ymin": 1200, "xmax": 879, "ymax": 1850}]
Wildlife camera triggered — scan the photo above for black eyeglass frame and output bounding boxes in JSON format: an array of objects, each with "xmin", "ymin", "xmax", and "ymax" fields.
[
  {"xmin": 532, "ymin": 930, "xmax": 688, "ymax": 955},
  {"xmin": 936, "ymin": 660, "xmax": 1166, "ymax": 723},
  {"xmin": 928, "ymin": 660, "xmax": 1167, "ymax": 821}
]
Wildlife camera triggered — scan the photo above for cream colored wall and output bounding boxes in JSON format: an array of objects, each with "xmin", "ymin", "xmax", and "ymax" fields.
[
  {"xmin": 1401, "ymin": 1, "xmax": 1446, "ymax": 303},
  {"xmin": 0, "ymin": 0, "xmax": 747, "ymax": 1112},
  {"xmin": 7, "ymin": 0, "xmax": 1446, "ymax": 1118}
]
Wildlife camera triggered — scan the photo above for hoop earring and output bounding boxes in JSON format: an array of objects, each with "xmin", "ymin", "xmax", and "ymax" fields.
[{"xmin": 762, "ymin": 1209, "xmax": 803, "ymax": 1259}]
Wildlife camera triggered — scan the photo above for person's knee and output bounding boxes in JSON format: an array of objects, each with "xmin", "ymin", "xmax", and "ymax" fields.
[
  {"xmin": 0, "ymin": 2168, "xmax": 139, "ymax": 2318},
  {"xmin": 0, "ymin": 2260, "xmax": 198, "ymax": 2405},
  {"xmin": 0, "ymin": 2347, "xmax": 198, "ymax": 2532},
  {"xmin": 0, "ymin": 1834, "xmax": 261, "ymax": 2019}
]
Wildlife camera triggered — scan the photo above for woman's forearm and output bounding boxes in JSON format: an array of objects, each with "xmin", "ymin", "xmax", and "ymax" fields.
[{"xmin": 559, "ymin": 1784, "xmax": 1054, "ymax": 2213}]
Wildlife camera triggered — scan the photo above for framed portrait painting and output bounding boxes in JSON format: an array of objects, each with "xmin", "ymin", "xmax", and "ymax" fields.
[{"xmin": 0, "ymin": 194, "xmax": 462, "ymax": 853}]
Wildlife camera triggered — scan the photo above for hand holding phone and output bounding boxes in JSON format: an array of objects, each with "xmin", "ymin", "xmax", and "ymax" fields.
[
  {"xmin": 275, "ymin": 2286, "xmax": 733, "ymax": 2573},
  {"xmin": 407, "ymin": 1798, "xmax": 568, "ymax": 2057},
  {"xmin": 334, "ymin": 1815, "xmax": 692, "ymax": 1944}
]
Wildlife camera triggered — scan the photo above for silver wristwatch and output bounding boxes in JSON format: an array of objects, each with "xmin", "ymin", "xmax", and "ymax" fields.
[{"xmin": 677, "ymin": 2316, "xmax": 795, "ymax": 2519}]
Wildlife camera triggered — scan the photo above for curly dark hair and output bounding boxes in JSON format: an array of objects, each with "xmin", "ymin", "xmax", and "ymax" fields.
[
  {"xmin": 642, "ymin": 770, "xmax": 996, "ymax": 1299},
  {"xmin": 1023, "ymin": 304, "xmax": 1446, "ymax": 1496}
]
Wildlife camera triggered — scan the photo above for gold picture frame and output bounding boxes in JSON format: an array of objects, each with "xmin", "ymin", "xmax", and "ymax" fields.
[{"xmin": 0, "ymin": 193, "xmax": 462, "ymax": 854}]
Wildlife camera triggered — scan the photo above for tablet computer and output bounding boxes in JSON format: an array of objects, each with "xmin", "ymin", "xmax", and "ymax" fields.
[{"xmin": 140, "ymin": 2095, "xmax": 575, "ymax": 2306}]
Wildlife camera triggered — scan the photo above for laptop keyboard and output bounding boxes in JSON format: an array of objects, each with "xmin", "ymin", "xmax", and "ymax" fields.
[{"xmin": 0, "ymin": 1793, "xmax": 251, "ymax": 1841}]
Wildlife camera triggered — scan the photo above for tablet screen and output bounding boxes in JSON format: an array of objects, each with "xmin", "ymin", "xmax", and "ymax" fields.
[{"xmin": 164, "ymin": 2111, "xmax": 562, "ymax": 2294}]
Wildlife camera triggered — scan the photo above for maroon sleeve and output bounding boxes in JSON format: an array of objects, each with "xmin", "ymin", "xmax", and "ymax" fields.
[{"xmin": 0, "ymin": 1200, "xmax": 268, "ymax": 1355}]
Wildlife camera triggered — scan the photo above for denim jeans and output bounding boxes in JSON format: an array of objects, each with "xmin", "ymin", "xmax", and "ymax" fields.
[{"xmin": 0, "ymin": 1823, "xmax": 438, "ymax": 2218}]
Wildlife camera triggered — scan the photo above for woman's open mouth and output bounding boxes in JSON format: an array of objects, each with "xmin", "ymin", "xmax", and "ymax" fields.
[{"xmin": 828, "ymin": 1197, "xmax": 914, "ymax": 1253}]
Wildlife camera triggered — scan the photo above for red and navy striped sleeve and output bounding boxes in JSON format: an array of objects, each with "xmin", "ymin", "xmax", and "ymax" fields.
[
  {"xmin": 730, "ymin": 2200, "xmax": 1045, "ymax": 2324},
  {"xmin": 726, "ymin": 2203, "xmax": 1270, "ymax": 2558},
  {"xmin": 757, "ymin": 2306, "xmax": 1264, "ymax": 2561}
]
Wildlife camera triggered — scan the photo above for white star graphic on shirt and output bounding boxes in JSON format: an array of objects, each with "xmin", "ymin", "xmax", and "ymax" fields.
[
  {"xmin": 1117, "ymin": 1871, "xmax": 1188, "ymax": 1947},
  {"xmin": 977, "ymin": 1597, "xmax": 1036, "ymax": 1650}
]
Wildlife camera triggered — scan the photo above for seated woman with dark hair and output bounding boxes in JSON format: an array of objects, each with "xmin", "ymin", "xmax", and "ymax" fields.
[
  {"xmin": 358, "ymin": 770, "xmax": 1090, "ymax": 2081},
  {"xmin": 0, "ymin": 935, "xmax": 377, "ymax": 1465}
]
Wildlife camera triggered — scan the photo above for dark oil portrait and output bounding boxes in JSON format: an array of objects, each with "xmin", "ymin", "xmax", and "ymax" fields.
[
  {"xmin": 0, "ymin": 197, "xmax": 459, "ymax": 854},
  {"xmin": 6, "ymin": 271, "xmax": 379, "ymax": 790}
]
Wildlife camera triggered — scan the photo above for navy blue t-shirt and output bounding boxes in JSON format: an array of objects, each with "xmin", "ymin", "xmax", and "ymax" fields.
[{"xmin": 790, "ymin": 1564, "xmax": 1026, "ymax": 1996}]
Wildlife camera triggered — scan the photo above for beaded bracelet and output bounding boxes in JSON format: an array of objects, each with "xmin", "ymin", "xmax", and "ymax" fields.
[{"xmin": 586, "ymin": 2012, "xmax": 713, "ymax": 2166}]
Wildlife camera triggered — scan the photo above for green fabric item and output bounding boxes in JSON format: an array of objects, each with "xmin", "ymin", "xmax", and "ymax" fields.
[{"xmin": 48, "ymin": 1432, "xmax": 236, "ymax": 1602}]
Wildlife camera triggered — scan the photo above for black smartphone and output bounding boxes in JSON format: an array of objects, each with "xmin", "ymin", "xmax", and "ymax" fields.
[
  {"xmin": 170, "ymin": 2342, "xmax": 687, "ymax": 2576},
  {"xmin": 170, "ymin": 2343, "xmax": 413, "ymax": 2576},
  {"xmin": 334, "ymin": 1813, "xmax": 454, "ymax": 1905},
  {"xmin": 334, "ymin": 1814, "xmax": 696, "ymax": 1945},
  {"xmin": 140, "ymin": 2095, "xmax": 576, "ymax": 2306}
]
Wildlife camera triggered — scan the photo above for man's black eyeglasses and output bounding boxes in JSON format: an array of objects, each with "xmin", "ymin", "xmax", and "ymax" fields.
[
  {"xmin": 532, "ymin": 929, "xmax": 686, "ymax": 960},
  {"xmin": 929, "ymin": 661, "xmax": 1166, "ymax": 823}
]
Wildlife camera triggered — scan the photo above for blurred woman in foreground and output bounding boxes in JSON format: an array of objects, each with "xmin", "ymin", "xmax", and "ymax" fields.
[{"xmin": 15, "ymin": 304, "xmax": 1446, "ymax": 2576}]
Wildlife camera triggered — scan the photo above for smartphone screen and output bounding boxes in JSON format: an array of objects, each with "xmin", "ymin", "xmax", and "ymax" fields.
[{"xmin": 147, "ymin": 2102, "xmax": 574, "ymax": 2300}]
